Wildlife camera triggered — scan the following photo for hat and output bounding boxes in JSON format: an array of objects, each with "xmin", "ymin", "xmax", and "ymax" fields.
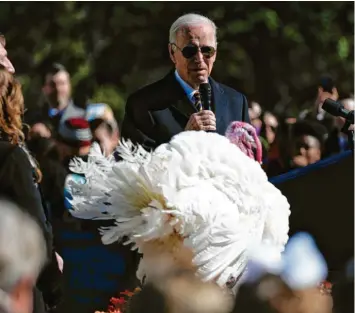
[
  {"xmin": 86, "ymin": 103, "xmax": 118, "ymax": 131},
  {"xmin": 57, "ymin": 118, "xmax": 92, "ymax": 147}
]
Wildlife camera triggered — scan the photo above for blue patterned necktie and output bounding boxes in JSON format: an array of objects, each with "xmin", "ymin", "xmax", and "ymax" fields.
[{"xmin": 193, "ymin": 91, "xmax": 203, "ymax": 112}]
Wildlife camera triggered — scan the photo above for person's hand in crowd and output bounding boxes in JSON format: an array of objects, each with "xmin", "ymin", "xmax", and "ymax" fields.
[
  {"xmin": 317, "ymin": 87, "xmax": 339, "ymax": 107},
  {"xmin": 29, "ymin": 122, "xmax": 52, "ymax": 139},
  {"xmin": 185, "ymin": 110, "xmax": 216, "ymax": 131},
  {"xmin": 55, "ymin": 252, "xmax": 64, "ymax": 273}
]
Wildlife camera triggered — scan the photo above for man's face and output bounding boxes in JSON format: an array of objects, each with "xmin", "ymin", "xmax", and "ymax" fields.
[
  {"xmin": 43, "ymin": 70, "xmax": 71, "ymax": 107},
  {"xmin": 249, "ymin": 102, "xmax": 262, "ymax": 121},
  {"xmin": 170, "ymin": 24, "xmax": 216, "ymax": 89},
  {"xmin": 93, "ymin": 123, "xmax": 119, "ymax": 156},
  {"xmin": 291, "ymin": 135, "xmax": 321, "ymax": 167},
  {"xmin": 263, "ymin": 112, "xmax": 278, "ymax": 144},
  {"xmin": 0, "ymin": 36, "xmax": 15, "ymax": 73}
]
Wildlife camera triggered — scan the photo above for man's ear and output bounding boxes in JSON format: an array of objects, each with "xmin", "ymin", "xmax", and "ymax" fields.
[{"xmin": 168, "ymin": 44, "xmax": 176, "ymax": 64}]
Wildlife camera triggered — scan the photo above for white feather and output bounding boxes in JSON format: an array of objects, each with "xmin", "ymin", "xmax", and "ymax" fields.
[{"xmin": 66, "ymin": 131, "xmax": 290, "ymax": 291}]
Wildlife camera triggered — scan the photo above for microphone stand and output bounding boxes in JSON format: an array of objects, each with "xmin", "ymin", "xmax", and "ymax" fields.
[{"xmin": 341, "ymin": 118, "xmax": 354, "ymax": 152}]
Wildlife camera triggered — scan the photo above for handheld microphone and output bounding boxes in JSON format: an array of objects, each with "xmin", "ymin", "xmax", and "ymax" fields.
[
  {"xmin": 199, "ymin": 83, "xmax": 212, "ymax": 111},
  {"xmin": 322, "ymin": 99, "xmax": 354, "ymax": 125}
]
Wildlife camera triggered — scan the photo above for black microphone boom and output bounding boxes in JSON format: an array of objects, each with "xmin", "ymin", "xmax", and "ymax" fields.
[
  {"xmin": 322, "ymin": 99, "xmax": 354, "ymax": 125},
  {"xmin": 199, "ymin": 83, "xmax": 212, "ymax": 111},
  {"xmin": 323, "ymin": 98, "xmax": 354, "ymax": 152}
]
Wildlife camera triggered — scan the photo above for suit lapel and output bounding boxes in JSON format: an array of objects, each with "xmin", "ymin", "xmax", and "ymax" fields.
[
  {"xmin": 170, "ymin": 98, "xmax": 197, "ymax": 119},
  {"xmin": 209, "ymin": 77, "xmax": 228, "ymax": 134},
  {"xmin": 164, "ymin": 71, "xmax": 197, "ymax": 119},
  {"xmin": 160, "ymin": 72, "xmax": 229, "ymax": 133}
]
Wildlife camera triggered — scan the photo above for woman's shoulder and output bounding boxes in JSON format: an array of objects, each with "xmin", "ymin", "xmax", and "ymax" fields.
[{"xmin": 0, "ymin": 142, "xmax": 31, "ymax": 166}]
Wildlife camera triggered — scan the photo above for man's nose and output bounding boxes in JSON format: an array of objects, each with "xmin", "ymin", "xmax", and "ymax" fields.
[{"xmin": 194, "ymin": 50, "xmax": 204, "ymax": 63}]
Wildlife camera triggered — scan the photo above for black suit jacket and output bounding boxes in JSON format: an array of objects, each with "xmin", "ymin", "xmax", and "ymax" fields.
[
  {"xmin": 121, "ymin": 71, "xmax": 250, "ymax": 150},
  {"xmin": 0, "ymin": 142, "xmax": 63, "ymax": 312}
]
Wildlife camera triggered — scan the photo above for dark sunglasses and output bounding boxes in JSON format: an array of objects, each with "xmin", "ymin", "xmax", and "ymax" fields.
[{"xmin": 171, "ymin": 43, "xmax": 216, "ymax": 59}]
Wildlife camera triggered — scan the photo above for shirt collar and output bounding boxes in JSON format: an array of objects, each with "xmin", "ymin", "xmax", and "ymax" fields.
[{"xmin": 174, "ymin": 70, "xmax": 197, "ymax": 103}]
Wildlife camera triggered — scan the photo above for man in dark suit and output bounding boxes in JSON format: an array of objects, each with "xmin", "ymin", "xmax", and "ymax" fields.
[{"xmin": 121, "ymin": 13, "xmax": 250, "ymax": 149}]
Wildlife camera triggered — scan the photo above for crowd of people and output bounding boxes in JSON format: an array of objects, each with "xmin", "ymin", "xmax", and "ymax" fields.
[
  {"xmin": 0, "ymin": 11, "xmax": 353, "ymax": 313},
  {"xmin": 249, "ymin": 83, "xmax": 353, "ymax": 177}
]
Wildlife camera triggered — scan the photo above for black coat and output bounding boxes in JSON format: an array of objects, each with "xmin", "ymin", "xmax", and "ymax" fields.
[
  {"xmin": 122, "ymin": 71, "xmax": 250, "ymax": 150},
  {"xmin": 0, "ymin": 142, "xmax": 62, "ymax": 313}
]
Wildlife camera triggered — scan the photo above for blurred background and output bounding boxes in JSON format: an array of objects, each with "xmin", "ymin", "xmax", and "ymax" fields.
[{"xmin": 1, "ymin": 1, "xmax": 354, "ymax": 122}]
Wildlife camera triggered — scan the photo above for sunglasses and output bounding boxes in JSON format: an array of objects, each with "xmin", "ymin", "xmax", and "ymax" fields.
[{"xmin": 171, "ymin": 43, "xmax": 216, "ymax": 59}]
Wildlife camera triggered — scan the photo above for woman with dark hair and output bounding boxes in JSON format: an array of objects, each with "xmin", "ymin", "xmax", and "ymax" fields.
[{"xmin": 0, "ymin": 66, "xmax": 62, "ymax": 313}]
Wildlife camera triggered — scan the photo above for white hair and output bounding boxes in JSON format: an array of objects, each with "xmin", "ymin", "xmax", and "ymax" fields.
[
  {"xmin": 169, "ymin": 13, "xmax": 218, "ymax": 45},
  {"xmin": 0, "ymin": 200, "xmax": 46, "ymax": 291}
]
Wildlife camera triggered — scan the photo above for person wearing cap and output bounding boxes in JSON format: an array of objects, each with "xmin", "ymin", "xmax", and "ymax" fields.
[
  {"xmin": 33, "ymin": 118, "xmax": 93, "ymax": 224},
  {"xmin": 89, "ymin": 118, "xmax": 119, "ymax": 157},
  {"xmin": 86, "ymin": 103, "xmax": 120, "ymax": 156},
  {"xmin": 55, "ymin": 117, "xmax": 93, "ymax": 167}
]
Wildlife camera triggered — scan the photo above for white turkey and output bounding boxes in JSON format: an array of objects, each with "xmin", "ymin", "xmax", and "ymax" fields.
[{"xmin": 66, "ymin": 130, "xmax": 290, "ymax": 293}]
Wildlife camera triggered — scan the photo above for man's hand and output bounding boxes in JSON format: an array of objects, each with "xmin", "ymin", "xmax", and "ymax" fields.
[{"xmin": 185, "ymin": 110, "xmax": 216, "ymax": 131}]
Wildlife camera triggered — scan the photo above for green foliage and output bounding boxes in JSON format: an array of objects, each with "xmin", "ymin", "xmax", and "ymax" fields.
[
  {"xmin": 91, "ymin": 85, "xmax": 126, "ymax": 121},
  {"xmin": 1, "ymin": 1, "xmax": 353, "ymax": 119}
]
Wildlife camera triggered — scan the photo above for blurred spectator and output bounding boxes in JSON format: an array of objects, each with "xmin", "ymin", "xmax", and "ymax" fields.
[
  {"xmin": 26, "ymin": 63, "xmax": 82, "ymax": 136},
  {"xmin": 0, "ymin": 200, "xmax": 47, "ymax": 313},
  {"xmin": 265, "ymin": 120, "xmax": 326, "ymax": 176},
  {"xmin": 299, "ymin": 76, "xmax": 338, "ymax": 132},
  {"xmin": 28, "ymin": 123, "xmax": 52, "ymax": 140},
  {"xmin": 260, "ymin": 112, "xmax": 279, "ymax": 147},
  {"xmin": 249, "ymin": 101, "xmax": 263, "ymax": 135},
  {"xmin": 0, "ymin": 66, "xmax": 62, "ymax": 313},
  {"xmin": 27, "ymin": 137, "xmax": 68, "ymax": 220},
  {"xmin": 90, "ymin": 118, "xmax": 119, "ymax": 157},
  {"xmin": 259, "ymin": 112, "xmax": 279, "ymax": 165},
  {"xmin": 26, "ymin": 63, "xmax": 119, "ymax": 141},
  {"xmin": 235, "ymin": 232, "xmax": 332, "ymax": 313},
  {"xmin": 56, "ymin": 117, "xmax": 92, "ymax": 167},
  {"xmin": 289, "ymin": 120, "xmax": 327, "ymax": 169},
  {"xmin": 128, "ymin": 266, "xmax": 233, "ymax": 313},
  {"xmin": 0, "ymin": 33, "xmax": 15, "ymax": 73}
]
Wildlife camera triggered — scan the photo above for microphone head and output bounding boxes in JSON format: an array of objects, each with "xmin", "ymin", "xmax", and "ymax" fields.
[
  {"xmin": 199, "ymin": 83, "xmax": 212, "ymax": 110},
  {"xmin": 322, "ymin": 98, "xmax": 342, "ymax": 117},
  {"xmin": 199, "ymin": 82, "xmax": 211, "ymax": 92}
]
